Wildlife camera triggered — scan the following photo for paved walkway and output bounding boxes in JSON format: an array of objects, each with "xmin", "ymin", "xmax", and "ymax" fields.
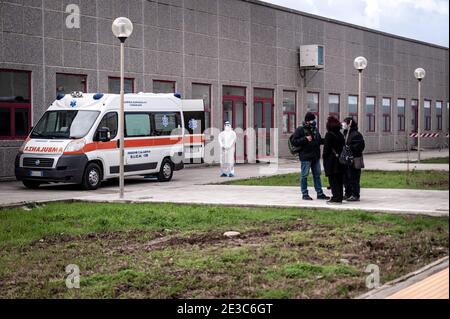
[
  {"xmin": 77, "ymin": 184, "xmax": 449, "ymax": 216},
  {"xmin": 0, "ymin": 151, "xmax": 448, "ymax": 216},
  {"xmin": 387, "ymin": 268, "xmax": 449, "ymax": 299},
  {"xmin": 359, "ymin": 257, "xmax": 449, "ymax": 299}
]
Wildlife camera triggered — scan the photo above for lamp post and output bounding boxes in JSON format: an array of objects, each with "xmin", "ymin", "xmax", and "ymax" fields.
[
  {"xmin": 414, "ymin": 68, "xmax": 426, "ymax": 163},
  {"xmin": 354, "ymin": 57, "xmax": 368, "ymax": 133},
  {"xmin": 112, "ymin": 17, "xmax": 133, "ymax": 199}
]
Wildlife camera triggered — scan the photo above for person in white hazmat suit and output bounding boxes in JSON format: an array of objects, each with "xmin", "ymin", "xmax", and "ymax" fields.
[{"xmin": 219, "ymin": 121, "xmax": 237, "ymax": 177}]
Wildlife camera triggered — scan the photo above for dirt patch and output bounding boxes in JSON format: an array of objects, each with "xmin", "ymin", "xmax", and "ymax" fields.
[{"xmin": 0, "ymin": 218, "xmax": 448, "ymax": 299}]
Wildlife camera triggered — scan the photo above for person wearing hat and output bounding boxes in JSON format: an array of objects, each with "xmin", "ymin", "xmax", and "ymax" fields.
[
  {"xmin": 291, "ymin": 112, "xmax": 330, "ymax": 201},
  {"xmin": 219, "ymin": 121, "xmax": 237, "ymax": 177}
]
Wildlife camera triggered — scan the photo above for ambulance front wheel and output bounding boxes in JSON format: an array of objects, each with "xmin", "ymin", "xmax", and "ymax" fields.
[
  {"xmin": 157, "ymin": 158, "xmax": 173, "ymax": 182},
  {"xmin": 81, "ymin": 163, "xmax": 102, "ymax": 190}
]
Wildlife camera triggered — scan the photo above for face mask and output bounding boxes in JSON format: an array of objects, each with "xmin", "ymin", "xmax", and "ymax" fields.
[
  {"xmin": 342, "ymin": 123, "xmax": 348, "ymax": 130},
  {"xmin": 311, "ymin": 120, "xmax": 317, "ymax": 128}
]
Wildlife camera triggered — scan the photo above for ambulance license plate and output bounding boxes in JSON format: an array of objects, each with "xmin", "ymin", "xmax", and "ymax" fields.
[{"xmin": 29, "ymin": 171, "xmax": 44, "ymax": 177}]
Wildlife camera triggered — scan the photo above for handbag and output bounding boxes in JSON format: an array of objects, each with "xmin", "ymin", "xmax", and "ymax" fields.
[{"xmin": 353, "ymin": 157, "xmax": 365, "ymax": 169}]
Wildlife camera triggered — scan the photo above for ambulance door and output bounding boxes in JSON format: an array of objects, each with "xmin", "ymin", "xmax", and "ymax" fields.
[
  {"xmin": 124, "ymin": 112, "xmax": 157, "ymax": 174},
  {"xmin": 94, "ymin": 112, "xmax": 119, "ymax": 178},
  {"xmin": 152, "ymin": 112, "xmax": 183, "ymax": 168}
]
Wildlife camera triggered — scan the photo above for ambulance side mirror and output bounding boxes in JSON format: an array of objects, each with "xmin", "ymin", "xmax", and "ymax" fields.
[{"xmin": 97, "ymin": 127, "xmax": 111, "ymax": 142}]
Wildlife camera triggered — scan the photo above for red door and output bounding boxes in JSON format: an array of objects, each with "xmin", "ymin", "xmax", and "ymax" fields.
[
  {"xmin": 223, "ymin": 96, "xmax": 246, "ymax": 162},
  {"xmin": 254, "ymin": 95, "xmax": 275, "ymax": 160}
]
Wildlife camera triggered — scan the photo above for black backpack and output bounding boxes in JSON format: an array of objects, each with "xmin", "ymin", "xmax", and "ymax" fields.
[
  {"xmin": 288, "ymin": 128, "xmax": 303, "ymax": 155},
  {"xmin": 288, "ymin": 135, "xmax": 301, "ymax": 155}
]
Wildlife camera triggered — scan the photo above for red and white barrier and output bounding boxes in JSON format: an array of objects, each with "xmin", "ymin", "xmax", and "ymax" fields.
[{"xmin": 409, "ymin": 133, "xmax": 441, "ymax": 138}]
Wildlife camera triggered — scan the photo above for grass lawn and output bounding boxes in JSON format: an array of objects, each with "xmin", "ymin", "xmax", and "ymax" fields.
[
  {"xmin": 224, "ymin": 170, "xmax": 449, "ymax": 190},
  {"xmin": 0, "ymin": 202, "xmax": 448, "ymax": 299},
  {"xmin": 399, "ymin": 157, "xmax": 449, "ymax": 164}
]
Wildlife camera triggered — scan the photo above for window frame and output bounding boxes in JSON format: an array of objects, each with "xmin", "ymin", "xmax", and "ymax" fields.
[
  {"xmin": 397, "ymin": 98, "xmax": 406, "ymax": 132},
  {"xmin": 153, "ymin": 80, "xmax": 176, "ymax": 94},
  {"xmin": 56, "ymin": 73, "xmax": 87, "ymax": 95},
  {"xmin": 436, "ymin": 101, "xmax": 443, "ymax": 131},
  {"xmin": 348, "ymin": 95, "xmax": 358, "ymax": 122},
  {"xmin": 328, "ymin": 93, "xmax": 340, "ymax": 120},
  {"xmin": 307, "ymin": 92, "xmax": 320, "ymax": 128},
  {"xmin": 192, "ymin": 83, "xmax": 212, "ymax": 129},
  {"xmin": 382, "ymin": 97, "xmax": 392, "ymax": 133},
  {"xmin": 282, "ymin": 90, "xmax": 297, "ymax": 134},
  {"xmin": 366, "ymin": 96, "xmax": 376, "ymax": 133},
  {"xmin": 424, "ymin": 99, "xmax": 432, "ymax": 131},
  {"xmin": 108, "ymin": 77, "xmax": 135, "ymax": 94},
  {"xmin": 0, "ymin": 69, "xmax": 32, "ymax": 140}
]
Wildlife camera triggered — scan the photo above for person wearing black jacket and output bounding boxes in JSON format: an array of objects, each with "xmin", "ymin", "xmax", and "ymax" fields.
[
  {"xmin": 323, "ymin": 116, "xmax": 346, "ymax": 203},
  {"xmin": 292, "ymin": 112, "xmax": 330, "ymax": 201},
  {"xmin": 342, "ymin": 117, "xmax": 366, "ymax": 201}
]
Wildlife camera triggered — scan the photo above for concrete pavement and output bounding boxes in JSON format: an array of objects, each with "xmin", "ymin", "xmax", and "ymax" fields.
[{"xmin": 0, "ymin": 150, "xmax": 448, "ymax": 216}]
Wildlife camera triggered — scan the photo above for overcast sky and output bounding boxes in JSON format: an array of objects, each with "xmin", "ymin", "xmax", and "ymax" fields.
[{"xmin": 261, "ymin": 0, "xmax": 449, "ymax": 47}]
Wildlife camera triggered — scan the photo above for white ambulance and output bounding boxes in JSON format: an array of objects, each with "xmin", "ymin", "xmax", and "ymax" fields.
[{"xmin": 15, "ymin": 92, "xmax": 188, "ymax": 190}]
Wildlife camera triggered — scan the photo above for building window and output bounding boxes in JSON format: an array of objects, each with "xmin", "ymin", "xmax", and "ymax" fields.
[
  {"xmin": 397, "ymin": 99, "xmax": 406, "ymax": 132},
  {"xmin": 153, "ymin": 80, "xmax": 175, "ymax": 93},
  {"xmin": 382, "ymin": 98, "xmax": 391, "ymax": 132},
  {"xmin": 192, "ymin": 83, "xmax": 212, "ymax": 129},
  {"xmin": 56, "ymin": 73, "xmax": 87, "ymax": 95},
  {"xmin": 436, "ymin": 101, "xmax": 443, "ymax": 131},
  {"xmin": 0, "ymin": 70, "xmax": 32, "ymax": 139},
  {"xmin": 447, "ymin": 102, "xmax": 449, "ymax": 132},
  {"xmin": 366, "ymin": 97, "xmax": 376, "ymax": 132},
  {"xmin": 348, "ymin": 95, "xmax": 358, "ymax": 122},
  {"xmin": 283, "ymin": 91, "xmax": 297, "ymax": 134},
  {"xmin": 424, "ymin": 100, "xmax": 432, "ymax": 131},
  {"xmin": 307, "ymin": 92, "xmax": 319, "ymax": 126},
  {"xmin": 108, "ymin": 77, "xmax": 134, "ymax": 94},
  {"xmin": 328, "ymin": 94, "xmax": 340, "ymax": 120}
]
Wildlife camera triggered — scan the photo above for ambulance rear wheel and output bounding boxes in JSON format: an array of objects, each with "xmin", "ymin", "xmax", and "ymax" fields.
[
  {"xmin": 81, "ymin": 163, "xmax": 102, "ymax": 190},
  {"xmin": 157, "ymin": 158, "xmax": 173, "ymax": 182},
  {"xmin": 23, "ymin": 180, "xmax": 41, "ymax": 189}
]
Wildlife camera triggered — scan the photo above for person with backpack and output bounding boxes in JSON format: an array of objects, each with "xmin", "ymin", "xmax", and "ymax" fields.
[
  {"xmin": 291, "ymin": 112, "xmax": 330, "ymax": 201},
  {"xmin": 342, "ymin": 117, "xmax": 366, "ymax": 202},
  {"xmin": 322, "ymin": 116, "xmax": 346, "ymax": 203}
]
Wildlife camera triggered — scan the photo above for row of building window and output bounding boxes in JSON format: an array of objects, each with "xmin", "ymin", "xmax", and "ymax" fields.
[
  {"xmin": 0, "ymin": 69, "xmax": 448, "ymax": 139},
  {"xmin": 297, "ymin": 92, "xmax": 447, "ymax": 134}
]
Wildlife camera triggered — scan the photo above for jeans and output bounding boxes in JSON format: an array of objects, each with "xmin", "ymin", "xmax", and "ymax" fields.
[
  {"xmin": 300, "ymin": 160, "xmax": 324, "ymax": 196},
  {"xmin": 344, "ymin": 167, "xmax": 362, "ymax": 198}
]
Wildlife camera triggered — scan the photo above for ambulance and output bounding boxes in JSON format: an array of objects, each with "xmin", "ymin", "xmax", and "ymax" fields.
[
  {"xmin": 182, "ymin": 100, "xmax": 206, "ymax": 164},
  {"xmin": 15, "ymin": 92, "xmax": 189, "ymax": 190}
]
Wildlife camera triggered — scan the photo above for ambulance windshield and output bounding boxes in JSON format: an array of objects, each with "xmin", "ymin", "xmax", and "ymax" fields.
[{"xmin": 31, "ymin": 110, "xmax": 100, "ymax": 139}]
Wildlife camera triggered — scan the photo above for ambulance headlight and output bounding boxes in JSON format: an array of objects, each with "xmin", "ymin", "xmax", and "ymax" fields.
[
  {"xmin": 65, "ymin": 139, "xmax": 86, "ymax": 153},
  {"xmin": 19, "ymin": 140, "xmax": 28, "ymax": 153}
]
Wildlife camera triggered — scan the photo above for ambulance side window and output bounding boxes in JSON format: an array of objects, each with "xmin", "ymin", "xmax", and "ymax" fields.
[
  {"xmin": 152, "ymin": 112, "xmax": 181, "ymax": 136},
  {"xmin": 125, "ymin": 113, "xmax": 152, "ymax": 137},
  {"xmin": 97, "ymin": 112, "xmax": 118, "ymax": 139}
]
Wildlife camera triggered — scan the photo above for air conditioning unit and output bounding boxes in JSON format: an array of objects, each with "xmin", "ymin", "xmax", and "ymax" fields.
[{"xmin": 299, "ymin": 45, "xmax": 325, "ymax": 70}]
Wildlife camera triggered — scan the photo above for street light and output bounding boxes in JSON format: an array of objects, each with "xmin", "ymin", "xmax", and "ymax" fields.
[
  {"xmin": 354, "ymin": 56, "xmax": 368, "ymax": 133},
  {"xmin": 414, "ymin": 68, "xmax": 426, "ymax": 163},
  {"xmin": 112, "ymin": 17, "xmax": 133, "ymax": 199}
]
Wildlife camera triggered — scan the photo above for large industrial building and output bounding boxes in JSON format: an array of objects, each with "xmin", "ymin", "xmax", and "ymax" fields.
[{"xmin": 0, "ymin": 0, "xmax": 449, "ymax": 179}]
